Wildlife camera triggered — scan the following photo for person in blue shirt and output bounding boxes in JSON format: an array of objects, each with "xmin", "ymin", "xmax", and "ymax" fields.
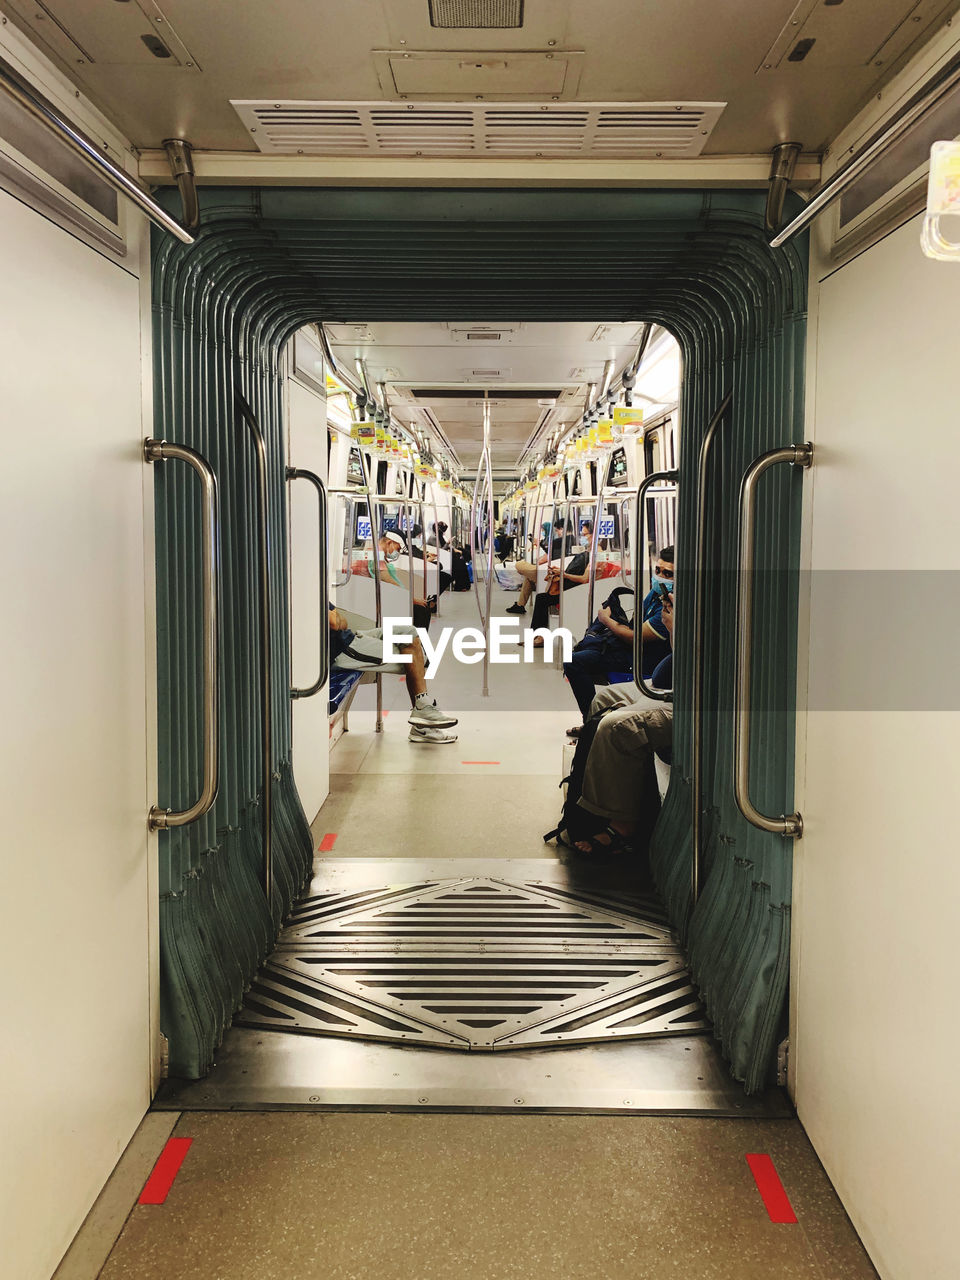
[{"xmin": 563, "ymin": 545, "xmax": 674, "ymax": 729}]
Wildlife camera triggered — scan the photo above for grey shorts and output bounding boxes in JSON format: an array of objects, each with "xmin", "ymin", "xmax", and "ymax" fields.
[{"xmin": 333, "ymin": 624, "xmax": 418, "ymax": 674}]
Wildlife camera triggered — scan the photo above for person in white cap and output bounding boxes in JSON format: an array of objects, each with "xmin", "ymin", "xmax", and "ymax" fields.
[{"xmin": 369, "ymin": 528, "xmax": 436, "ymax": 629}]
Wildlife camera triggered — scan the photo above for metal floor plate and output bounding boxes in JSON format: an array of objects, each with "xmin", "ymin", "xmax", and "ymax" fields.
[
  {"xmin": 156, "ymin": 860, "xmax": 790, "ymax": 1117},
  {"xmin": 235, "ymin": 876, "xmax": 710, "ymax": 1051}
]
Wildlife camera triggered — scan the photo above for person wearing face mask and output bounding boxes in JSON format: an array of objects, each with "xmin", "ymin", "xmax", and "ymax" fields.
[
  {"xmin": 358, "ymin": 528, "xmax": 435, "ymax": 629},
  {"xmin": 506, "ymin": 519, "xmax": 570, "ymax": 615},
  {"xmin": 562, "ymin": 545, "xmax": 674, "ymax": 732}
]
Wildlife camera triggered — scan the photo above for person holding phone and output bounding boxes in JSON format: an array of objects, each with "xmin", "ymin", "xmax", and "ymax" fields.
[{"xmin": 563, "ymin": 545, "xmax": 674, "ymax": 730}]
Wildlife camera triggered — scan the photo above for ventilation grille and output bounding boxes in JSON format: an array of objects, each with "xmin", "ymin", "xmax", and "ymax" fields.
[
  {"xmin": 235, "ymin": 878, "xmax": 710, "ymax": 1051},
  {"xmin": 231, "ymin": 100, "xmax": 725, "ymax": 158},
  {"xmin": 429, "ymin": 0, "xmax": 524, "ymax": 27}
]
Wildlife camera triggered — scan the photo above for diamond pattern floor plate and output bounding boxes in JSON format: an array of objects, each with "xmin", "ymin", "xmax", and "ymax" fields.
[{"xmin": 235, "ymin": 877, "xmax": 710, "ymax": 1051}]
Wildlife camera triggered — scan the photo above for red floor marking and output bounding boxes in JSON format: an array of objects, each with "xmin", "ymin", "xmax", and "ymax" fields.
[
  {"xmin": 138, "ymin": 1137, "xmax": 192, "ymax": 1205},
  {"xmin": 461, "ymin": 761, "xmax": 500, "ymax": 765},
  {"xmin": 746, "ymin": 1154, "xmax": 798, "ymax": 1223},
  {"xmin": 319, "ymin": 832, "xmax": 338, "ymax": 852}
]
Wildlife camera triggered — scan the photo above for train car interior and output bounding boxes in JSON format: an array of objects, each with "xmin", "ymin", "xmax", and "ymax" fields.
[{"xmin": 2, "ymin": 3, "xmax": 960, "ymax": 1279}]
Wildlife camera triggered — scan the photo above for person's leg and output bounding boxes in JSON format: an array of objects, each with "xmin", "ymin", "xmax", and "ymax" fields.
[
  {"xmin": 577, "ymin": 704, "xmax": 673, "ymax": 846},
  {"xmin": 530, "ymin": 591, "xmax": 552, "ymax": 633},
  {"xmin": 589, "ymin": 684, "xmax": 638, "ymax": 716},
  {"xmin": 517, "ymin": 563, "xmax": 538, "ymax": 606},
  {"xmin": 563, "ymin": 649, "xmax": 607, "ymax": 720},
  {"xmin": 354, "ymin": 627, "xmax": 458, "ymax": 731},
  {"xmin": 399, "ymin": 637, "xmax": 426, "ymax": 703},
  {"xmin": 507, "ymin": 560, "xmax": 538, "ymax": 611}
]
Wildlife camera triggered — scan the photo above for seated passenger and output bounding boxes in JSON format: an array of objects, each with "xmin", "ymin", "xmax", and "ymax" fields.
[
  {"xmin": 409, "ymin": 522, "xmax": 452, "ymax": 596},
  {"xmin": 506, "ymin": 520, "xmax": 570, "ymax": 615},
  {"xmin": 562, "ymin": 545, "xmax": 674, "ymax": 726},
  {"xmin": 428, "ymin": 521, "xmax": 470, "ymax": 591},
  {"xmin": 574, "ymin": 595, "xmax": 674, "ymax": 856},
  {"xmin": 528, "ymin": 523, "xmax": 594, "ymax": 643},
  {"xmin": 361, "ymin": 529, "xmax": 435, "ymax": 628},
  {"xmin": 328, "ymin": 604, "xmax": 458, "ymax": 744}
]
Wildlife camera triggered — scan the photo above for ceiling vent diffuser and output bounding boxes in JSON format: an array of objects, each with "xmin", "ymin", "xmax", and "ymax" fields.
[
  {"xmin": 429, "ymin": 0, "xmax": 524, "ymax": 27},
  {"xmin": 232, "ymin": 100, "xmax": 725, "ymax": 158}
]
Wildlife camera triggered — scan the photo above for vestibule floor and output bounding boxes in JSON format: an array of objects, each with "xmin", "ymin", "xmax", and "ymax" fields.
[{"xmin": 57, "ymin": 587, "xmax": 878, "ymax": 1279}]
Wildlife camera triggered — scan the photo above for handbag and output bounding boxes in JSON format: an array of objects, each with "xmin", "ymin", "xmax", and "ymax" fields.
[{"xmin": 547, "ymin": 552, "xmax": 588, "ymax": 597}]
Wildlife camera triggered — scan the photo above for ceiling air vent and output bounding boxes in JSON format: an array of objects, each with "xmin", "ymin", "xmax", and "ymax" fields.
[
  {"xmin": 428, "ymin": 0, "xmax": 524, "ymax": 27},
  {"xmin": 231, "ymin": 101, "xmax": 725, "ymax": 158}
]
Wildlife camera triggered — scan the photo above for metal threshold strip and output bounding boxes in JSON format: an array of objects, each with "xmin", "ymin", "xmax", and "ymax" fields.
[{"xmin": 234, "ymin": 878, "xmax": 710, "ymax": 1051}]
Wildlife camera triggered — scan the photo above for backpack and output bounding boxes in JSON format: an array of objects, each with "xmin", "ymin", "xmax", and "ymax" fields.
[
  {"xmin": 543, "ymin": 711, "xmax": 611, "ymax": 849},
  {"xmin": 572, "ymin": 586, "xmax": 635, "ymax": 667}
]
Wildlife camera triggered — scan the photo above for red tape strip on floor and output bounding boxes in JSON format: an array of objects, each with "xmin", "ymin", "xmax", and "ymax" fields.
[
  {"xmin": 319, "ymin": 832, "xmax": 338, "ymax": 852},
  {"xmin": 138, "ymin": 1137, "xmax": 192, "ymax": 1205},
  {"xmin": 746, "ymin": 1153, "xmax": 798, "ymax": 1223}
]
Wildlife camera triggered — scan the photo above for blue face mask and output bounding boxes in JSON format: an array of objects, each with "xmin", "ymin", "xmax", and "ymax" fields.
[
  {"xmin": 653, "ymin": 573, "xmax": 674, "ymax": 593},
  {"xmin": 384, "ymin": 549, "xmax": 400, "ymax": 563}
]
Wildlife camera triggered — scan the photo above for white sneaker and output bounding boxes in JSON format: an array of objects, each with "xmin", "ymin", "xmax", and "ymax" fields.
[
  {"xmin": 408, "ymin": 700, "xmax": 458, "ymax": 729},
  {"xmin": 408, "ymin": 724, "xmax": 458, "ymax": 745}
]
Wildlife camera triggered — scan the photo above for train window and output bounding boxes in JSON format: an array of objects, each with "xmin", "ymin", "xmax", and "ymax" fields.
[
  {"xmin": 376, "ymin": 460, "xmax": 388, "ymax": 494},
  {"xmin": 570, "ymin": 469, "xmax": 582, "ymax": 496},
  {"xmin": 608, "ymin": 446, "xmax": 628, "ymax": 485},
  {"xmin": 346, "ymin": 448, "xmax": 364, "ymax": 486},
  {"xmin": 291, "ymin": 331, "xmax": 325, "ymax": 395}
]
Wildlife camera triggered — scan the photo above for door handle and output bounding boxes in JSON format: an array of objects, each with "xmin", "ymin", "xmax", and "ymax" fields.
[
  {"xmin": 734, "ymin": 442, "xmax": 813, "ymax": 837},
  {"xmin": 144, "ymin": 438, "xmax": 220, "ymax": 831},
  {"xmin": 286, "ymin": 467, "xmax": 329, "ymax": 699}
]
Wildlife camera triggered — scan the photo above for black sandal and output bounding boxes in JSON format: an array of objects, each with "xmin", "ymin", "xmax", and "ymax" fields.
[{"xmin": 573, "ymin": 826, "xmax": 634, "ymax": 858}]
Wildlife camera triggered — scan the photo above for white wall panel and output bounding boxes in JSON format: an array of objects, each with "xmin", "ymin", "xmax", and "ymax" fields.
[
  {"xmin": 795, "ymin": 210, "xmax": 960, "ymax": 1280},
  {"xmin": 0, "ymin": 190, "xmax": 151, "ymax": 1279},
  {"xmin": 287, "ymin": 367, "xmax": 330, "ymax": 823}
]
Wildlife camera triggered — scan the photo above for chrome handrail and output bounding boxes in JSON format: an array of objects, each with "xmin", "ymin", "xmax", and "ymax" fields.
[
  {"xmin": 585, "ymin": 455, "xmax": 611, "ymax": 620},
  {"xmin": 144, "ymin": 438, "xmax": 220, "ymax": 831},
  {"xmin": 286, "ymin": 467, "xmax": 329, "ymax": 699},
  {"xmin": 0, "ymin": 53, "xmax": 195, "ymax": 245},
  {"xmin": 692, "ymin": 392, "xmax": 732, "ymax": 904},
  {"xmin": 235, "ymin": 395, "xmax": 274, "ymax": 907},
  {"xmin": 354, "ymin": 440, "xmax": 383, "ymax": 731},
  {"xmin": 734, "ymin": 443, "xmax": 813, "ymax": 837},
  {"xmin": 632, "ymin": 470, "xmax": 679, "ymax": 702},
  {"xmin": 771, "ymin": 55, "xmax": 960, "ymax": 248}
]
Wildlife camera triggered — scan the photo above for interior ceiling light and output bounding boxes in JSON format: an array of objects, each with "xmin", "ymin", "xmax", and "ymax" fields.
[{"xmin": 428, "ymin": 0, "xmax": 524, "ymax": 29}]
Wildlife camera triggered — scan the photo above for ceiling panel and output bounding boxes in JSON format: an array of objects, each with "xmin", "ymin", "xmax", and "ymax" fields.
[
  {"xmin": 327, "ymin": 318, "xmax": 678, "ymax": 469},
  {"xmin": 3, "ymin": 0, "xmax": 957, "ymax": 154}
]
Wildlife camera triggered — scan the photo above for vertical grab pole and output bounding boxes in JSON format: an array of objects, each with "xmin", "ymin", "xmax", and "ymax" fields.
[
  {"xmin": 586, "ymin": 453, "xmax": 610, "ymax": 621},
  {"xmin": 235, "ymin": 394, "xmax": 274, "ymax": 910},
  {"xmin": 484, "ymin": 437, "xmax": 495, "ymax": 697},
  {"xmin": 632, "ymin": 470, "xmax": 679, "ymax": 702},
  {"xmin": 355, "ymin": 440, "xmax": 383, "ymax": 732},
  {"xmin": 692, "ymin": 391, "xmax": 732, "ymax": 905}
]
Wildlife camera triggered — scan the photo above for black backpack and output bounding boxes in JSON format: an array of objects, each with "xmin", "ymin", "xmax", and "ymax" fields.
[
  {"xmin": 543, "ymin": 712, "xmax": 610, "ymax": 849},
  {"xmin": 543, "ymin": 699, "xmax": 664, "ymax": 856}
]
